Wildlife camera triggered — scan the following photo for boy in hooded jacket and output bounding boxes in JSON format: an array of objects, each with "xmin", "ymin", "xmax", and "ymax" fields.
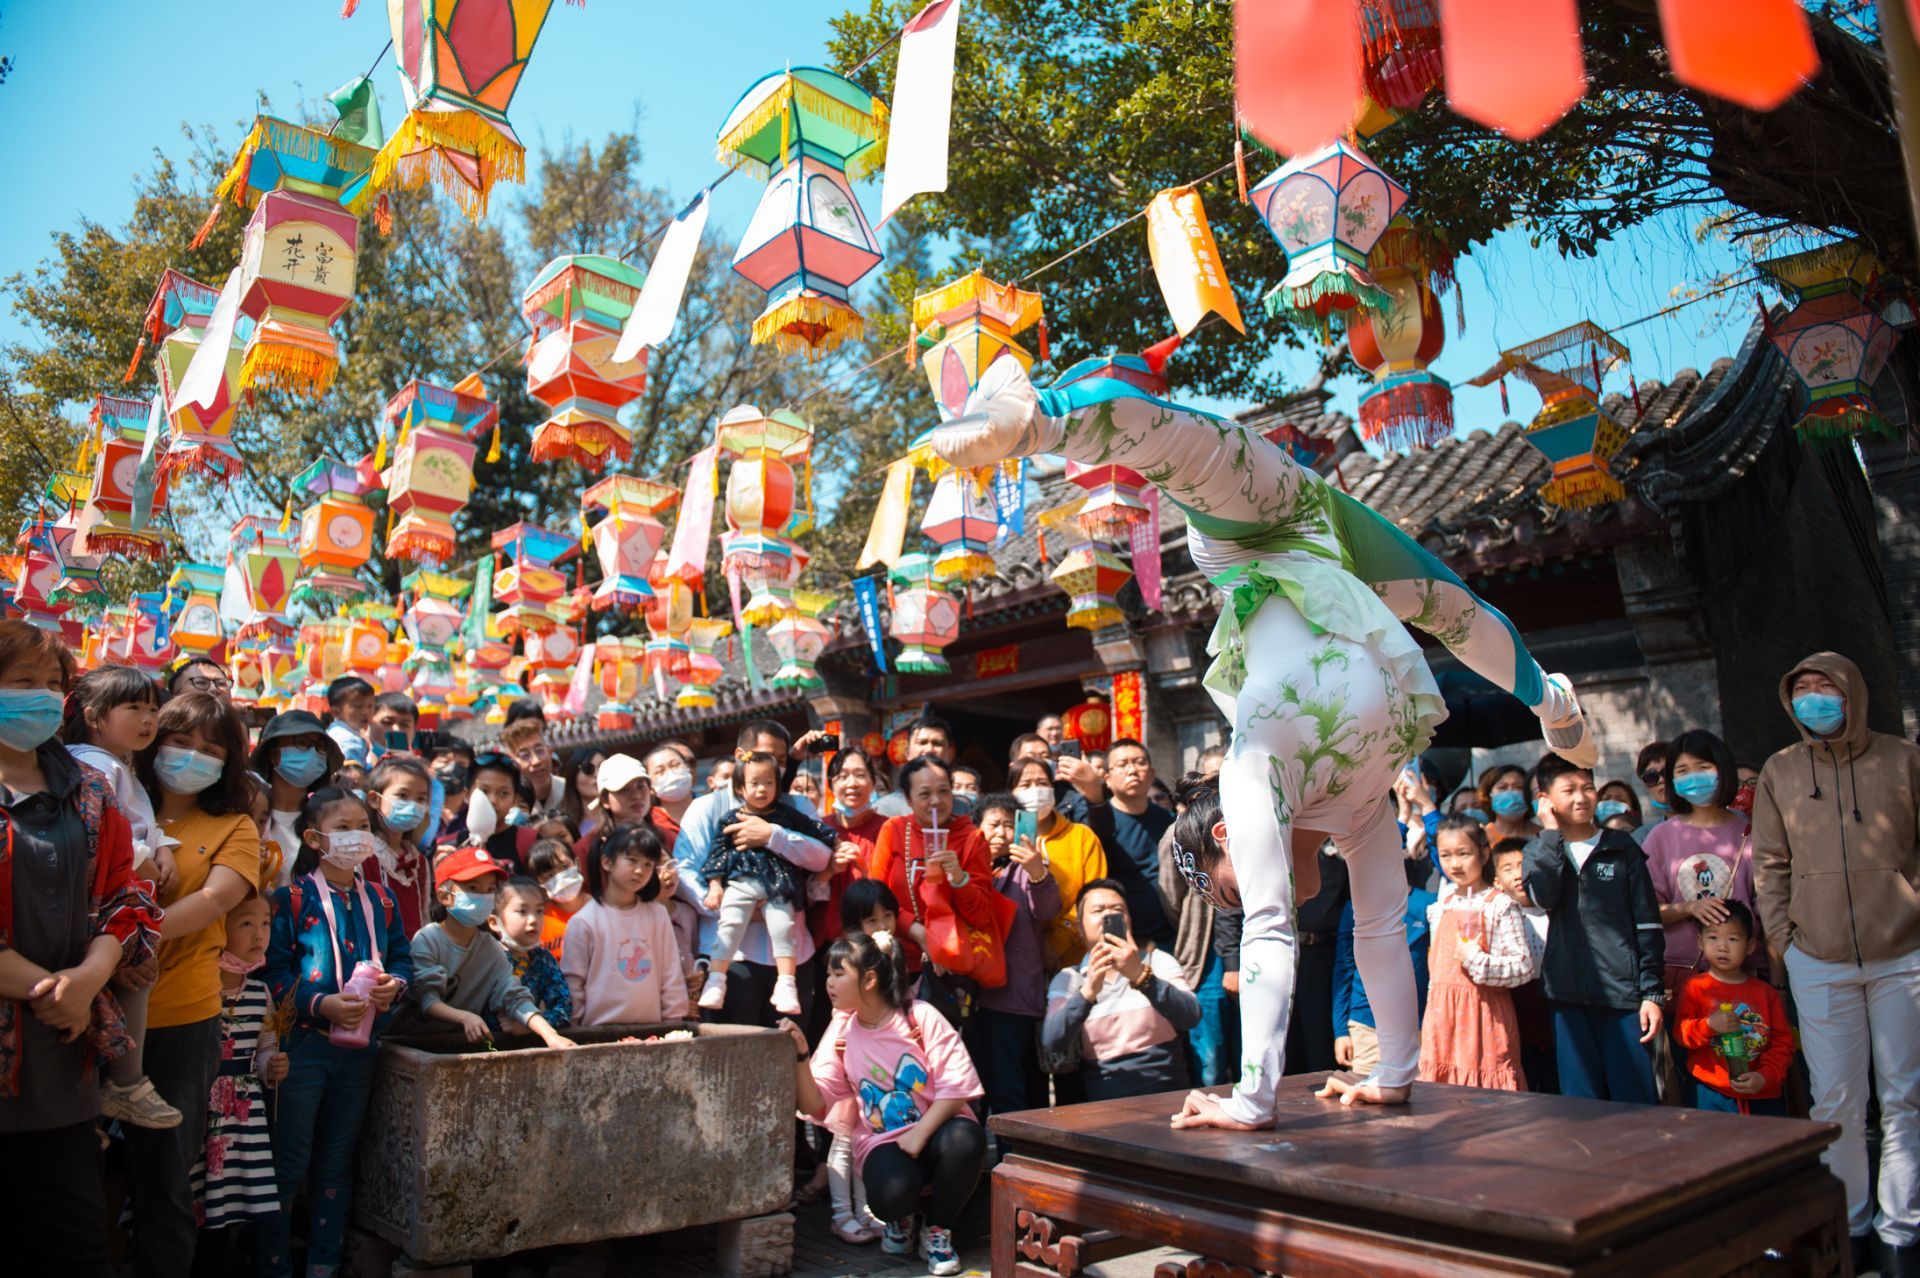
[{"xmin": 1753, "ymin": 651, "xmax": 1920, "ymax": 1277}]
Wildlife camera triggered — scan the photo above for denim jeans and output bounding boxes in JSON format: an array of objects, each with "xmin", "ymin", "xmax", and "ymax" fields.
[
  {"xmin": 125, "ymin": 1014, "xmax": 224, "ymax": 1278},
  {"xmin": 1188, "ymin": 947, "xmax": 1240, "ymax": 1087},
  {"xmin": 265, "ymin": 1030, "xmax": 380, "ymax": 1277}
]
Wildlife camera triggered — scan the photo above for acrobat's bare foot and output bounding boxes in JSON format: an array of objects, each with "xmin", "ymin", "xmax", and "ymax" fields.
[
  {"xmin": 1169, "ymin": 1088, "xmax": 1273, "ymax": 1131},
  {"xmin": 1315, "ymin": 1074, "xmax": 1412, "ymax": 1107}
]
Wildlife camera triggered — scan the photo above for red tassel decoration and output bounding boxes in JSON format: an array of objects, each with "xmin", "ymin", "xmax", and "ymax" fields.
[
  {"xmin": 1037, "ymin": 317, "xmax": 1050, "ymax": 362},
  {"xmin": 122, "ymin": 336, "xmax": 148, "ymax": 385},
  {"xmin": 374, "ymin": 193, "xmax": 393, "ymax": 237},
  {"xmin": 340, "ymin": 0, "xmax": 359, "ymax": 14},
  {"xmin": 188, "ymin": 200, "xmax": 224, "ymax": 250},
  {"xmin": 1590, "ymin": 344, "xmax": 1604, "ymax": 396},
  {"xmin": 1756, "ymin": 293, "xmax": 1774, "ymax": 341},
  {"xmin": 1630, "ymin": 370, "xmax": 1645, "ymax": 419},
  {"xmin": 1498, "ymin": 377, "xmax": 1510, "ymax": 416},
  {"xmin": 1233, "ymin": 126, "xmax": 1249, "ymax": 205},
  {"xmin": 1038, "ymin": 529, "xmax": 1049, "ymax": 564}
]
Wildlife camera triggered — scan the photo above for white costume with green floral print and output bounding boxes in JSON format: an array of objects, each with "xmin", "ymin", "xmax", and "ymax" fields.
[{"xmin": 932, "ymin": 360, "xmax": 1592, "ymax": 1123}]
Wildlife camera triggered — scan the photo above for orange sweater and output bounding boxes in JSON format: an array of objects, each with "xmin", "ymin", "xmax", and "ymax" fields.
[{"xmin": 1673, "ymin": 971, "xmax": 1795, "ymax": 1099}]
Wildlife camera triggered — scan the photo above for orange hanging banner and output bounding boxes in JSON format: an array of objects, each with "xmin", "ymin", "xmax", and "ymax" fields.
[
  {"xmin": 1146, "ymin": 187, "xmax": 1246, "ymax": 337},
  {"xmin": 1439, "ymin": 0, "xmax": 1585, "ymax": 140},
  {"xmin": 1112, "ymin": 670, "xmax": 1145, "ymax": 744},
  {"xmin": 1235, "ymin": 0, "xmax": 1363, "ymax": 158},
  {"xmin": 1655, "ymin": 0, "xmax": 1817, "ymax": 111}
]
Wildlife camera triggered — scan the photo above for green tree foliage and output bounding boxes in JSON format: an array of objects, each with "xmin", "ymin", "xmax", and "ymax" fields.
[{"xmin": 826, "ymin": 1, "xmax": 1905, "ymax": 401}]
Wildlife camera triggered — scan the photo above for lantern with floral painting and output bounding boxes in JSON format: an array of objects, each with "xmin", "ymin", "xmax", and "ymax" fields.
[
  {"xmin": 1346, "ymin": 219, "xmax": 1456, "ymax": 451},
  {"xmin": 678, "ymin": 618, "xmax": 733, "ymax": 710},
  {"xmin": 491, "ymin": 521, "xmax": 573, "ymax": 638},
  {"xmin": 402, "ymin": 566, "xmax": 469, "ymax": 714},
  {"xmin": 137, "ymin": 270, "xmax": 247, "ymax": 484},
  {"xmin": 888, "ymin": 552, "xmax": 959, "ymax": 675},
  {"xmin": 720, "ymin": 68, "xmax": 887, "ymax": 357},
  {"xmin": 1756, "ymin": 241, "xmax": 1900, "ymax": 443},
  {"xmin": 1249, "ymin": 138, "xmax": 1408, "ymax": 329},
  {"xmin": 522, "ymin": 255, "xmax": 649, "ymax": 471},
  {"xmin": 918, "ymin": 471, "xmax": 1000, "ymax": 583},
  {"xmin": 384, "ymin": 376, "xmax": 493, "ymax": 562},
  {"xmin": 24, "ymin": 511, "xmax": 108, "ymax": 612},
  {"xmin": 717, "ymin": 405, "xmax": 813, "ymax": 623},
  {"xmin": 1061, "ymin": 696, "xmax": 1113, "ymax": 754},
  {"xmin": 1469, "ymin": 321, "xmax": 1631, "ymax": 510},
  {"xmin": 768, "ymin": 590, "xmax": 834, "ymax": 691},
  {"xmin": 582, "ymin": 474, "xmax": 679, "ymax": 611},
  {"xmin": 164, "ymin": 563, "xmax": 227, "ymax": 657},
  {"xmin": 291, "ymin": 459, "xmax": 377, "ymax": 605}
]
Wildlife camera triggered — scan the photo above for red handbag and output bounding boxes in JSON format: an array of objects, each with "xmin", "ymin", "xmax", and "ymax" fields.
[{"xmin": 905, "ymin": 821, "xmax": 1016, "ymax": 989}]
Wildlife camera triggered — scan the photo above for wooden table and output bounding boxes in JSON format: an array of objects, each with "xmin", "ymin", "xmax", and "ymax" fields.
[{"xmin": 990, "ymin": 1073, "xmax": 1849, "ymax": 1278}]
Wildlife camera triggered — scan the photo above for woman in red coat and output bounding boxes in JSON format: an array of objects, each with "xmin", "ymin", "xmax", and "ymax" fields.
[
  {"xmin": 867, "ymin": 756, "xmax": 997, "ymax": 975},
  {"xmin": 810, "ymin": 747, "xmax": 886, "ymax": 950}
]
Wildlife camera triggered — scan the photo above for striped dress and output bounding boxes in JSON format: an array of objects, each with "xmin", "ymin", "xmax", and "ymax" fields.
[{"xmin": 190, "ymin": 978, "xmax": 280, "ymax": 1226}]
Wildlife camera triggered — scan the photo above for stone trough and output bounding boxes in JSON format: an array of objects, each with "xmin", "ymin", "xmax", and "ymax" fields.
[{"xmin": 352, "ymin": 1021, "xmax": 795, "ymax": 1274}]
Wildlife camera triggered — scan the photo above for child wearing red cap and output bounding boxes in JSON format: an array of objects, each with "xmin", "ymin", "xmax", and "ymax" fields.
[{"xmin": 399, "ymin": 847, "xmax": 574, "ymax": 1050}]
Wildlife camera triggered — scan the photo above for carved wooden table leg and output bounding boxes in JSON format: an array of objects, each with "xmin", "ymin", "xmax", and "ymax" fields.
[{"xmin": 711, "ymin": 1209, "xmax": 794, "ymax": 1278}]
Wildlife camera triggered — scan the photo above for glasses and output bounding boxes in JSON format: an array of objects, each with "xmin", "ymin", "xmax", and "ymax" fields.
[
  {"xmin": 1639, "ymin": 770, "xmax": 1663, "ymax": 785},
  {"xmin": 1109, "ymin": 758, "xmax": 1152, "ymax": 773},
  {"xmin": 186, "ymin": 675, "xmax": 232, "ymax": 693},
  {"xmin": 512, "ymin": 743, "xmax": 552, "ymax": 764}
]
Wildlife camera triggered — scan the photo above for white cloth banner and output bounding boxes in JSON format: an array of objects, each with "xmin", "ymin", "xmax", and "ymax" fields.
[
  {"xmin": 878, "ymin": 0, "xmax": 962, "ymax": 225},
  {"xmin": 614, "ymin": 189, "xmax": 712, "ymax": 363},
  {"xmin": 175, "ymin": 268, "xmax": 243, "ymax": 412}
]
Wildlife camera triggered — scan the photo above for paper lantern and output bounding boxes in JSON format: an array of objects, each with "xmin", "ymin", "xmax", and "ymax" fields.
[
  {"xmin": 1250, "ymin": 139, "xmax": 1408, "ymax": 329},
  {"xmin": 384, "ymin": 377, "xmax": 494, "ymax": 561},
  {"xmin": 643, "ymin": 549, "xmax": 696, "ymax": 694},
  {"xmin": 1359, "ymin": 1, "xmax": 1445, "ymax": 109},
  {"xmin": 919, "ymin": 471, "xmax": 1000, "ymax": 583},
  {"xmin": 1755, "ymin": 241, "xmax": 1899, "ymax": 443},
  {"xmin": 7, "ymin": 548, "xmax": 69, "ymax": 633},
  {"xmin": 1347, "ymin": 219, "xmax": 1455, "ymax": 451},
  {"xmin": 164, "ymin": 563, "xmax": 227, "ymax": 656},
  {"xmin": 887, "ymin": 552, "xmax": 959, "ymax": 675},
  {"xmin": 718, "ymin": 405, "xmax": 814, "ymax": 624},
  {"xmin": 677, "ymin": 618, "xmax": 733, "ymax": 709},
  {"xmin": 1051, "ymin": 540, "xmax": 1131, "ymax": 631},
  {"xmin": 768, "ymin": 591, "xmax": 834, "ymax": 692},
  {"xmin": 292, "ymin": 458, "xmax": 377, "ymax": 604},
  {"xmin": 341, "ymin": 611, "xmax": 394, "ymax": 676},
  {"xmin": 582, "ymin": 474, "xmax": 679, "ymax": 610},
  {"xmin": 1053, "ymin": 349, "xmax": 1172, "ymax": 398},
  {"xmin": 231, "ymin": 516, "xmax": 301, "ymax": 642},
  {"xmin": 597, "ymin": 701, "xmax": 635, "ymax": 731},
  {"xmin": 1061, "ymin": 696, "xmax": 1113, "ymax": 754},
  {"xmin": 77, "ymin": 395, "xmax": 172, "ymax": 562},
  {"xmin": 27, "ymin": 511, "xmax": 108, "ymax": 611},
  {"xmin": 137, "ymin": 270, "xmax": 247, "ymax": 484},
  {"xmin": 522, "ymin": 255, "xmax": 648, "ymax": 470},
  {"xmin": 491, "ymin": 521, "xmax": 573, "ymax": 637},
  {"xmin": 913, "ymin": 272, "xmax": 1046, "ymax": 422},
  {"xmin": 1469, "ymin": 321, "xmax": 1631, "ymax": 511},
  {"xmin": 720, "ymin": 69, "xmax": 887, "ymax": 357}
]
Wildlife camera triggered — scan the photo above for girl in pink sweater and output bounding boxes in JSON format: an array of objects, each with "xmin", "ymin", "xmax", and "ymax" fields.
[{"xmin": 560, "ymin": 823, "xmax": 689, "ymax": 1026}]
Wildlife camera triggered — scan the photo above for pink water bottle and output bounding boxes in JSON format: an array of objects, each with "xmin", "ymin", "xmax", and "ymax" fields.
[{"xmin": 329, "ymin": 961, "xmax": 383, "ymax": 1049}]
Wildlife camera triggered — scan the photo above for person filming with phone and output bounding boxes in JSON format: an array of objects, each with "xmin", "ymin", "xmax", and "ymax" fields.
[{"xmin": 1042, "ymin": 880, "xmax": 1200, "ymax": 1101}]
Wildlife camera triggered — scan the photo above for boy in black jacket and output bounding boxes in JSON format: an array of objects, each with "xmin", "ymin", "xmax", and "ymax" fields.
[{"xmin": 1523, "ymin": 753, "xmax": 1666, "ymax": 1105}]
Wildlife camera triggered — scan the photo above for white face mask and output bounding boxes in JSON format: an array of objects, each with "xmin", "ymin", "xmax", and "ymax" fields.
[
  {"xmin": 319, "ymin": 829, "xmax": 378, "ymax": 870},
  {"xmin": 541, "ymin": 868, "xmax": 584, "ymax": 904},
  {"xmin": 652, "ymin": 767, "xmax": 693, "ymax": 802},
  {"xmin": 1014, "ymin": 786, "xmax": 1055, "ymax": 819}
]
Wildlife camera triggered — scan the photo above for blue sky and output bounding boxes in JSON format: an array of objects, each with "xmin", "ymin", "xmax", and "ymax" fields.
[{"xmin": 0, "ymin": 2, "xmax": 1758, "ymax": 447}]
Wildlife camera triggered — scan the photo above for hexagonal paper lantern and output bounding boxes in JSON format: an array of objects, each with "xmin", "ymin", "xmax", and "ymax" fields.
[
  {"xmin": 1250, "ymin": 139, "xmax": 1407, "ymax": 329},
  {"xmin": 1468, "ymin": 320, "xmax": 1631, "ymax": 511},
  {"xmin": 913, "ymin": 271, "xmax": 1045, "ymax": 422},
  {"xmin": 293, "ymin": 458, "xmax": 378, "ymax": 603},
  {"xmin": 231, "ymin": 516, "xmax": 301, "ymax": 642},
  {"xmin": 341, "ymin": 613, "xmax": 393, "ymax": 676},
  {"xmin": 491, "ymin": 521, "xmax": 573, "ymax": 637},
  {"xmin": 139, "ymin": 270, "xmax": 246, "ymax": 484},
  {"xmin": 919, "ymin": 471, "xmax": 1000, "ymax": 583},
  {"xmin": 1062, "ymin": 463, "xmax": 1151, "ymax": 544},
  {"xmin": 582, "ymin": 474, "xmax": 679, "ymax": 610},
  {"xmin": 718, "ymin": 404, "xmax": 814, "ymax": 623},
  {"xmin": 165, "ymin": 563, "xmax": 227, "ymax": 657},
  {"xmin": 1051, "ymin": 541, "xmax": 1132, "ymax": 631},
  {"xmin": 643, "ymin": 549, "xmax": 696, "ymax": 693},
  {"xmin": 888, "ymin": 552, "xmax": 960, "ymax": 675},
  {"xmin": 677, "ymin": 617, "xmax": 733, "ymax": 710},
  {"xmin": 1347, "ymin": 219, "xmax": 1455, "ymax": 452},
  {"xmin": 768, "ymin": 590, "xmax": 834, "ymax": 692},
  {"xmin": 522, "ymin": 255, "xmax": 648, "ymax": 471},
  {"xmin": 385, "ymin": 377, "xmax": 493, "ymax": 563},
  {"xmin": 1755, "ymin": 241, "xmax": 1900, "ymax": 443}
]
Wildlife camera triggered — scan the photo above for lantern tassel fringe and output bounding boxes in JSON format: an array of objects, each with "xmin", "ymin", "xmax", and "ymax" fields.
[
  {"xmin": 715, "ymin": 80, "xmax": 889, "ymax": 182},
  {"xmin": 238, "ymin": 341, "xmax": 340, "ymax": 398},
  {"xmin": 157, "ymin": 440, "xmax": 246, "ymax": 487},
  {"xmin": 1539, "ymin": 471, "xmax": 1626, "ymax": 511},
  {"xmin": 529, "ymin": 420, "xmax": 633, "ymax": 471},
  {"xmin": 1796, "ymin": 404, "xmax": 1897, "ymax": 444},
  {"xmin": 365, "ymin": 110, "xmax": 528, "ymax": 221},
  {"xmin": 752, "ymin": 294, "xmax": 864, "ymax": 356},
  {"xmin": 1261, "ymin": 273, "xmax": 1392, "ymax": 324}
]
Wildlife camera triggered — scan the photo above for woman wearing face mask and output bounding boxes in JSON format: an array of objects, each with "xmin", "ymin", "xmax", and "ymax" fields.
[
  {"xmin": 249, "ymin": 711, "xmax": 344, "ymax": 889},
  {"xmin": 262, "ymin": 787, "xmax": 412, "ymax": 1277},
  {"xmin": 644, "ymin": 745, "xmax": 697, "ymax": 842},
  {"xmin": 1643, "ymin": 730, "xmax": 1755, "ymax": 1005},
  {"xmin": 1594, "ymin": 780, "xmax": 1644, "ymax": 833},
  {"xmin": 1478, "ymin": 765, "xmax": 1540, "ymax": 845},
  {"xmin": 1007, "ymin": 756, "xmax": 1108, "ymax": 969},
  {"xmin": 130, "ymin": 692, "xmax": 261, "ymax": 1278},
  {"xmin": 0, "ymin": 622, "xmax": 162, "ymax": 1278},
  {"xmin": 807, "ymin": 749, "xmax": 887, "ymax": 952},
  {"xmin": 362, "ymin": 755, "xmax": 436, "ymax": 936}
]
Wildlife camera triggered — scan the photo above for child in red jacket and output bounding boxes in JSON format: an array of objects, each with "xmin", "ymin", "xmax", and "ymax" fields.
[{"xmin": 1674, "ymin": 901, "xmax": 1794, "ymax": 1116}]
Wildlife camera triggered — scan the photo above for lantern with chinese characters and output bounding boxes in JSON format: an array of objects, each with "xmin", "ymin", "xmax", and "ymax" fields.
[
  {"xmin": 1250, "ymin": 139, "xmax": 1408, "ymax": 329},
  {"xmin": 582, "ymin": 474, "xmax": 679, "ymax": 611},
  {"xmin": 292, "ymin": 459, "xmax": 377, "ymax": 604},
  {"xmin": 207, "ymin": 117, "xmax": 376, "ymax": 397},
  {"xmin": 364, "ymin": 0, "xmax": 561, "ymax": 220},
  {"xmin": 80, "ymin": 395, "xmax": 171, "ymax": 561},
  {"xmin": 1347, "ymin": 219, "xmax": 1455, "ymax": 451},
  {"xmin": 678, "ymin": 618, "xmax": 733, "ymax": 710},
  {"xmin": 230, "ymin": 516, "xmax": 301, "ymax": 642},
  {"xmin": 1756, "ymin": 241, "xmax": 1900, "ymax": 443},
  {"xmin": 720, "ymin": 68, "xmax": 887, "ymax": 357},
  {"xmin": 1061, "ymin": 696, "xmax": 1113, "ymax": 754},
  {"xmin": 718, "ymin": 405, "xmax": 813, "ymax": 624},
  {"xmin": 914, "ymin": 271, "xmax": 1046, "ymax": 423},
  {"xmin": 522, "ymin": 255, "xmax": 649, "ymax": 470},
  {"xmin": 888, "ymin": 553, "xmax": 959, "ymax": 675},
  {"xmin": 491, "ymin": 522, "xmax": 573, "ymax": 638},
  {"xmin": 165, "ymin": 563, "xmax": 227, "ymax": 657},
  {"xmin": 1469, "ymin": 321, "xmax": 1631, "ymax": 511},
  {"xmin": 137, "ymin": 270, "xmax": 247, "ymax": 484},
  {"xmin": 384, "ymin": 376, "xmax": 493, "ymax": 562},
  {"xmin": 918, "ymin": 471, "xmax": 1000, "ymax": 583},
  {"xmin": 768, "ymin": 591, "xmax": 834, "ymax": 692}
]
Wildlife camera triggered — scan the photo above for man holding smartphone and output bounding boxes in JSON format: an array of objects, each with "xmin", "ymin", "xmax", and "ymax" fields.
[{"xmin": 1082, "ymin": 740, "xmax": 1177, "ymax": 949}]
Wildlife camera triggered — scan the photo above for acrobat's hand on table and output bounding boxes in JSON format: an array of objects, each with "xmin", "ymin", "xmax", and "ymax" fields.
[
  {"xmin": 1169, "ymin": 1089, "xmax": 1271, "ymax": 1132},
  {"xmin": 1315, "ymin": 1074, "xmax": 1412, "ymax": 1107}
]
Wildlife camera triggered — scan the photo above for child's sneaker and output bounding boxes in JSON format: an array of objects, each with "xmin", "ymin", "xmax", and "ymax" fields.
[
  {"xmin": 101, "ymin": 1078, "xmax": 183, "ymax": 1129},
  {"xmin": 697, "ymin": 969, "xmax": 729, "ymax": 1011},
  {"xmin": 921, "ymin": 1224, "xmax": 961, "ymax": 1276},
  {"xmin": 880, "ymin": 1216, "xmax": 916, "ymax": 1256},
  {"xmin": 770, "ymin": 974, "xmax": 802, "ymax": 1016}
]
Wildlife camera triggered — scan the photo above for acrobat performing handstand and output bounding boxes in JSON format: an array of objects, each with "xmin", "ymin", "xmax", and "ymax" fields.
[{"xmin": 930, "ymin": 359, "xmax": 1596, "ymax": 1132}]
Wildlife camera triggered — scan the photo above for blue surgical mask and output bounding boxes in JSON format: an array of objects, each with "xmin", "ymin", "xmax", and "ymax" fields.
[
  {"xmin": 1595, "ymin": 799, "xmax": 1630, "ymax": 822},
  {"xmin": 1792, "ymin": 692, "xmax": 1846, "ymax": 737},
  {"xmin": 1673, "ymin": 771, "xmax": 1721, "ymax": 806},
  {"xmin": 275, "ymin": 745, "xmax": 328, "ymax": 789},
  {"xmin": 1463, "ymin": 807, "xmax": 1491, "ymax": 824},
  {"xmin": 445, "ymin": 886, "xmax": 494, "ymax": 927},
  {"xmin": 156, "ymin": 746, "xmax": 224, "ymax": 795},
  {"xmin": 0, "ymin": 688, "xmax": 64, "ymax": 752},
  {"xmin": 1650, "ymin": 797, "xmax": 1670, "ymax": 814},
  {"xmin": 504, "ymin": 806, "xmax": 529, "ymax": 827},
  {"xmin": 1490, "ymin": 790, "xmax": 1529, "ymax": 820},
  {"xmin": 384, "ymin": 798, "xmax": 427, "ymax": 832}
]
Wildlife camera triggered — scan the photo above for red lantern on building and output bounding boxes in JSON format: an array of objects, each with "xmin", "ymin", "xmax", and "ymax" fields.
[{"xmin": 1061, "ymin": 696, "xmax": 1113, "ymax": 754}]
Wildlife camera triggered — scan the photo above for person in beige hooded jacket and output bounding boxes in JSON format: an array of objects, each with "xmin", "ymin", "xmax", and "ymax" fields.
[{"xmin": 1752, "ymin": 651, "xmax": 1920, "ymax": 1273}]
